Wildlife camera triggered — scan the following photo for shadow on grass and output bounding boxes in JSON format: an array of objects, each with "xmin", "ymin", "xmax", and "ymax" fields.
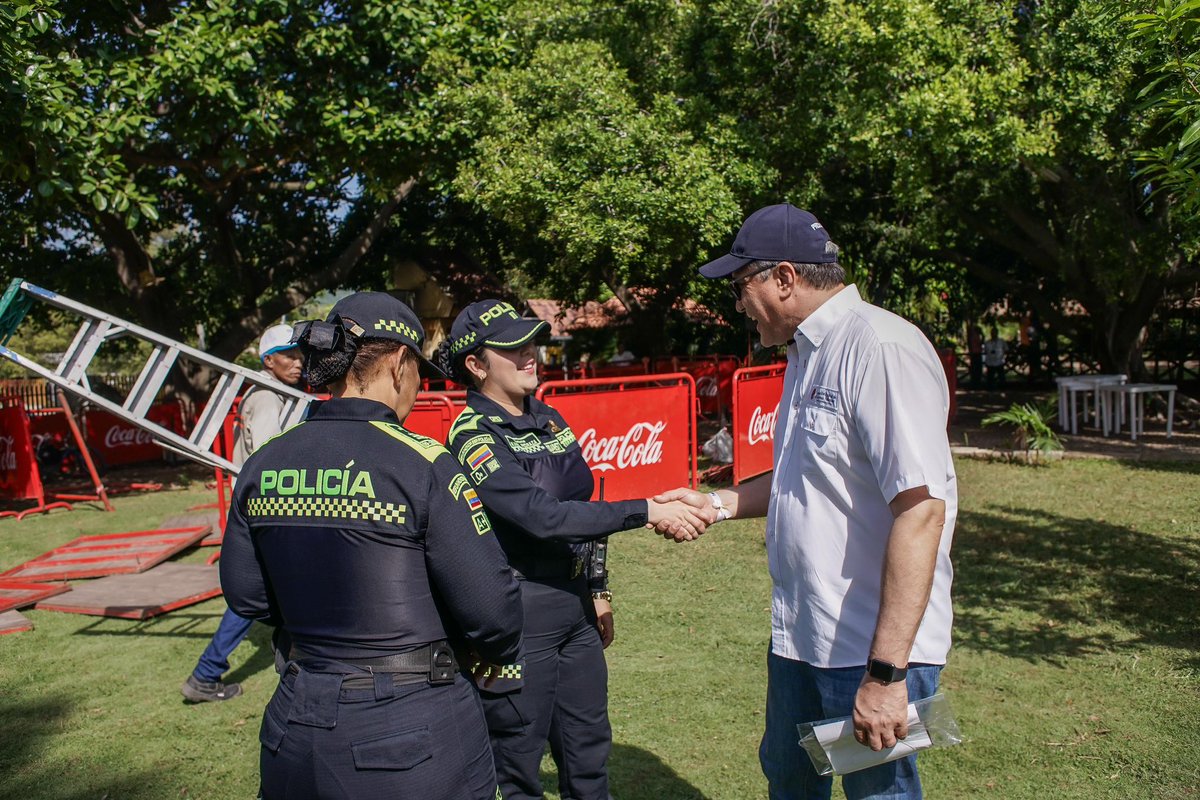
[
  {"xmin": 1112, "ymin": 459, "xmax": 1200, "ymax": 476},
  {"xmin": 610, "ymin": 743, "xmax": 712, "ymax": 799},
  {"xmin": 0, "ymin": 693, "xmax": 182, "ymax": 799},
  {"xmin": 73, "ymin": 611, "xmax": 229, "ymax": 638},
  {"xmin": 538, "ymin": 743, "xmax": 710, "ymax": 800},
  {"xmin": 954, "ymin": 506, "xmax": 1200, "ymax": 667}
]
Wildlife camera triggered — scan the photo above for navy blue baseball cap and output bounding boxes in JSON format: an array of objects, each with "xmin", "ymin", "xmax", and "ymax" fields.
[
  {"xmin": 329, "ymin": 291, "xmax": 445, "ymax": 378},
  {"xmin": 448, "ymin": 300, "xmax": 548, "ymax": 358},
  {"xmin": 699, "ymin": 204, "xmax": 836, "ymax": 279}
]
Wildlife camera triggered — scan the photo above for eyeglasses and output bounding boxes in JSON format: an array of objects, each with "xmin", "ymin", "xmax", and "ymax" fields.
[{"xmin": 727, "ymin": 262, "xmax": 777, "ymax": 302}]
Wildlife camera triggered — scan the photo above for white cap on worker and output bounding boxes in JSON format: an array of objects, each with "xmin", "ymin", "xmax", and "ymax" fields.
[{"xmin": 258, "ymin": 323, "xmax": 296, "ymax": 361}]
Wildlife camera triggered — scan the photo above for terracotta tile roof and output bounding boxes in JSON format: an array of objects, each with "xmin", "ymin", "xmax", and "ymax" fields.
[{"xmin": 526, "ymin": 291, "xmax": 727, "ymax": 337}]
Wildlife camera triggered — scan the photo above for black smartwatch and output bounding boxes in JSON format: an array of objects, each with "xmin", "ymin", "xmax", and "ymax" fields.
[{"xmin": 867, "ymin": 658, "xmax": 908, "ymax": 684}]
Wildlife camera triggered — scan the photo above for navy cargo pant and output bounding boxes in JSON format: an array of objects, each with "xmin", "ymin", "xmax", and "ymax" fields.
[
  {"xmin": 259, "ymin": 662, "xmax": 497, "ymax": 799},
  {"xmin": 482, "ymin": 577, "xmax": 610, "ymax": 800}
]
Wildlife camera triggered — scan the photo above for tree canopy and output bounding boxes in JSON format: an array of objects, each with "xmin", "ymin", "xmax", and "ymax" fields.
[
  {"xmin": 1, "ymin": 0, "xmax": 507, "ymax": 368},
  {"xmin": 2, "ymin": 0, "xmax": 1197, "ymax": 375}
]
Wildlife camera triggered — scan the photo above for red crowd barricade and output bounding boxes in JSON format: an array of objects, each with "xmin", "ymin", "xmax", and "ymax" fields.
[
  {"xmin": 0, "ymin": 396, "xmax": 52, "ymax": 511},
  {"xmin": 731, "ymin": 364, "xmax": 785, "ymax": 485},
  {"xmin": 653, "ymin": 355, "xmax": 742, "ymax": 418},
  {"xmin": 536, "ymin": 373, "xmax": 697, "ymax": 501},
  {"xmin": 404, "ymin": 394, "xmax": 457, "ymax": 442},
  {"xmin": 82, "ymin": 401, "xmax": 186, "ymax": 467}
]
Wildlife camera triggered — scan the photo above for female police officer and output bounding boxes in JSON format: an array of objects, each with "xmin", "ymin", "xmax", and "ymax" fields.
[
  {"xmin": 435, "ymin": 299, "xmax": 711, "ymax": 800},
  {"xmin": 220, "ymin": 292, "xmax": 523, "ymax": 800}
]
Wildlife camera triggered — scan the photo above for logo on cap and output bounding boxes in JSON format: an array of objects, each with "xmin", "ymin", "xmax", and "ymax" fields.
[{"xmin": 478, "ymin": 302, "xmax": 518, "ymax": 326}]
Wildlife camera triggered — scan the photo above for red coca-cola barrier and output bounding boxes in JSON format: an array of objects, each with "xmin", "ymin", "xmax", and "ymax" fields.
[
  {"xmin": 82, "ymin": 402, "xmax": 187, "ymax": 467},
  {"xmin": 27, "ymin": 408, "xmax": 71, "ymax": 452},
  {"xmin": 0, "ymin": 396, "xmax": 46, "ymax": 506},
  {"xmin": 731, "ymin": 364, "xmax": 785, "ymax": 485},
  {"xmin": 653, "ymin": 356, "xmax": 741, "ymax": 418},
  {"xmin": 403, "ymin": 395, "xmax": 456, "ymax": 442},
  {"xmin": 536, "ymin": 374, "xmax": 697, "ymax": 501}
]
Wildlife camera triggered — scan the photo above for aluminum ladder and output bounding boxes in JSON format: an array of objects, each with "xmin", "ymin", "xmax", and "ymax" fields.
[{"xmin": 0, "ymin": 278, "xmax": 311, "ymax": 475}]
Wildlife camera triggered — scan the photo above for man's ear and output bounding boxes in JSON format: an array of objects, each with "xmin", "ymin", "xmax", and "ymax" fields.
[{"xmin": 775, "ymin": 261, "xmax": 797, "ymax": 297}]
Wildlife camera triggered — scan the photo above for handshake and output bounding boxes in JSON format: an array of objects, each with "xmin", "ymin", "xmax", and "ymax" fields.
[{"xmin": 644, "ymin": 488, "xmax": 728, "ymax": 543}]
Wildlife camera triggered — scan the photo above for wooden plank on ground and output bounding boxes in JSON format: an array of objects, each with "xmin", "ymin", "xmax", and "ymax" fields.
[
  {"xmin": 35, "ymin": 563, "xmax": 222, "ymax": 620},
  {"xmin": 0, "ymin": 527, "xmax": 209, "ymax": 581},
  {"xmin": 0, "ymin": 609, "xmax": 33, "ymax": 635},
  {"xmin": 161, "ymin": 510, "xmax": 222, "ymax": 547},
  {"xmin": 0, "ymin": 579, "xmax": 71, "ymax": 612}
]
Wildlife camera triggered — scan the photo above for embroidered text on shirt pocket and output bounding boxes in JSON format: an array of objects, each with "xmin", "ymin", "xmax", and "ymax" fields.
[{"xmin": 799, "ymin": 403, "xmax": 840, "ymax": 472}]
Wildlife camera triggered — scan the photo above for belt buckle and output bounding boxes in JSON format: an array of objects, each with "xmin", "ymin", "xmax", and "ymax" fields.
[{"xmin": 429, "ymin": 642, "xmax": 455, "ymax": 685}]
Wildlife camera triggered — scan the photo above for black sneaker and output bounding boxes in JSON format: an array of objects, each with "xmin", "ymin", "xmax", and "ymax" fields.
[{"xmin": 181, "ymin": 674, "xmax": 243, "ymax": 702}]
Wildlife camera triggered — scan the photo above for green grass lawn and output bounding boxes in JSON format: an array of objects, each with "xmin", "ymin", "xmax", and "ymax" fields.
[{"xmin": 1, "ymin": 458, "xmax": 1198, "ymax": 799}]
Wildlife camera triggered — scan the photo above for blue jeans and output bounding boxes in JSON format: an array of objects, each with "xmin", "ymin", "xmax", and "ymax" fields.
[
  {"xmin": 192, "ymin": 607, "xmax": 254, "ymax": 682},
  {"xmin": 759, "ymin": 651, "xmax": 942, "ymax": 800}
]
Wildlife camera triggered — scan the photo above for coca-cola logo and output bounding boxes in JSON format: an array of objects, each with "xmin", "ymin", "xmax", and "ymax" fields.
[
  {"xmin": 747, "ymin": 403, "xmax": 779, "ymax": 445},
  {"xmin": 0, "ymin": 435, "xmax": 15, "ymax": 472},
  {"xmin": 578, "ymin": 422, "xmax": 666, "ymax": 472},
  {"xmin": 104, "ymin": 425, "xmax": 155, "ymax": 449},
  {"xmin": 696, "ymin": 376, "xmax": 719, "ymax": 397}
]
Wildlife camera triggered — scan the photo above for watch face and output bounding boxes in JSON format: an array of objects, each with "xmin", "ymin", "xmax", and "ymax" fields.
[{"xmin": 868, "ymin": 659, "xmax": 905, "ymax": 683}]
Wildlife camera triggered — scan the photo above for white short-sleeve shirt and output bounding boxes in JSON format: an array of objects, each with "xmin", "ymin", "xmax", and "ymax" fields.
[{"xmin": 767, "ymin": 285, "xmax": 957, "ymax": 668}]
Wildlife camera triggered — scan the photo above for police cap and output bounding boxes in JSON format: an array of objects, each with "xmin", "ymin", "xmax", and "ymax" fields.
[{"xmin": 448, "ymin": 300, "xmax": 548, "ymax": 359}]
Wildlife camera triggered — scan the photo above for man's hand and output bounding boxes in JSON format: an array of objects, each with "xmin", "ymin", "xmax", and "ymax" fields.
[
  {"xmin": 469, "ymin": 657, "xmax": 503, "ymax": 689},
  {"xmin": 646, "ymin": 495, "xmax": 716, "ymax": 542},
  {"xmin": 852, "ymin": 677, "xmax": 910, "ymax": 751},
  {"xmin": 594, "ymin": 597, "xmax": 614, "ymax": 648}
]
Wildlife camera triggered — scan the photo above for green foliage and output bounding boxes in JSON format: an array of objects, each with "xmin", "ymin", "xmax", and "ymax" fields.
[
  {"xmin": 447, "ymin": 32, "xmax": 767, "ymax": 311},
  {"xmin": 1124, "ymin": 0, "xmax": 1200, "ymax": 218},
  {"xmin": 983, "ymin": 397, "xmax": 1064, "ymax": 457},
  {"xmin": 0, "ymin": 0, "xmax": 511, "ymax": 367}
]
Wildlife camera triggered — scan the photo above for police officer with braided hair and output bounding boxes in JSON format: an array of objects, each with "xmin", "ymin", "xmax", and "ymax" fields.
[
  {"xmin": 220, "ymin": 292, "xmax": 523, "ymax": 800},
  {"xmin": 434, "ymin": 299, "xmax": 713, "ymax": 800}
]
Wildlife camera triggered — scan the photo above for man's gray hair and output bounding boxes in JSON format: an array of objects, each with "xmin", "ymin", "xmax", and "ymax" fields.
[{"xmin": 746, "ymin": 241, "xmax": 844, "ymax": 290}]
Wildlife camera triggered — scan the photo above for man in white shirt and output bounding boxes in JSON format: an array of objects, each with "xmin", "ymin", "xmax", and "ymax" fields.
[{"xmin": 659, "ymin": 204, "xmax": 956, "ymax": 799}]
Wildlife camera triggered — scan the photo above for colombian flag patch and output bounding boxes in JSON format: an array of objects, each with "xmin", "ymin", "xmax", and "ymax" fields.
[
  {"xmin": 464, "ymin": 487, "xmax": 483, "ymax": 511},
  {"xmin": 467, "ymin": 445, "xmax": 494, "ymax": 470}
]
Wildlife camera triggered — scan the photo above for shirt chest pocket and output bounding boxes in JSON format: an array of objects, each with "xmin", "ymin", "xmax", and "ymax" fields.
[{"xmin": 798, "ymin": 403, "xmax": 841, "ymax": 473}]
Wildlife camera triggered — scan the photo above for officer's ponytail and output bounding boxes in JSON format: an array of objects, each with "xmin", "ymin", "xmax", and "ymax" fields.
[{"xmin": 433, "ymin": 339, "xmax": 487, "ymax": 388}]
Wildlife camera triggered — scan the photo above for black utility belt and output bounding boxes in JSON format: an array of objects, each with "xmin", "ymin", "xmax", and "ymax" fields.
[
  {"xmin": 510, "ymin": 556, "xmax": 586, "ymax": 580},
  {"xmin": 288, "ymin": 640, "xmax": 458, "ymax": 686}
]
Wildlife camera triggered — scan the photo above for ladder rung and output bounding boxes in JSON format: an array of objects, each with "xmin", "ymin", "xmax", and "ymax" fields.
[
  {"xmin": 58, "ymin": 319, "xmax": 111, "ymax": 384},
  {"xmin": 189, "ymin": 373, "xmax": 244, "ymax": 452},
  {"xmin": 124, "ymin": 344, "xmax": 180, "ymax": 418}
]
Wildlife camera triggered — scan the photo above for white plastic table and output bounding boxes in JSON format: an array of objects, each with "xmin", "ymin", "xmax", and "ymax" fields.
[
  {"xmin": 1056, "ymin": 374, "xmax": 1126, "ymax": 434},
  {"xmin": 1098, "ymin": 383, "xmax": 1177, "ymax": 441}
]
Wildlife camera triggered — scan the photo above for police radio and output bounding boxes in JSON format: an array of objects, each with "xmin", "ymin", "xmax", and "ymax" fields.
[{"xmin": 591, "ymin": 477, "xmax": 609, "ymax": 581}]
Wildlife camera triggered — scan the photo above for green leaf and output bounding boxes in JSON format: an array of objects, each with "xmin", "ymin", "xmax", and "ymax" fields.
[
  {"xmin": 36, "ymin": 180, "xmax": 54, "ymax": 197},
  {"xmin": 92, "ymin": 193, "xmax": 107, "ymax": 212},
  {"xmin": 1180, "ymin": 117, "xmax": 1200, "ymax": 150}
]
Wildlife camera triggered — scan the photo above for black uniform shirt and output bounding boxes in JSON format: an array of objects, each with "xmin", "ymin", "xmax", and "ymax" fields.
[
  {"xmin": 220, "ymin": 397, "xmax": 523, "ymax": 666},
  {"xmin": 446, "ymin": 389, "xmax": 648, "ymax": 588}
]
